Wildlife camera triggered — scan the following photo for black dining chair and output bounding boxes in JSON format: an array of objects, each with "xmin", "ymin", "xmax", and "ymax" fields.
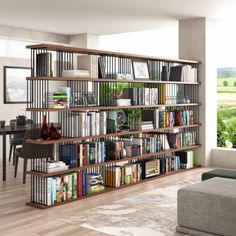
[
  {"xmin": 9, "ymin": 119, "xmax": 33, "ymax": 165},
  {"xmin": 14, "ymin": 128, "xmax": 54, "ymax": 184}
]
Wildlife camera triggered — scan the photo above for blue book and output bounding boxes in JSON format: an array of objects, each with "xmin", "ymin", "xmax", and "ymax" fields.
[{"xmin": 82, "ymin": 172, "xmax": 87, "ymax": 196}]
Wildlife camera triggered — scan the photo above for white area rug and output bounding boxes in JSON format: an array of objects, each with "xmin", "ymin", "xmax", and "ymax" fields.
[{"xmin": 64, "ymin": 176, "xmax": 200, "ymax": 236}]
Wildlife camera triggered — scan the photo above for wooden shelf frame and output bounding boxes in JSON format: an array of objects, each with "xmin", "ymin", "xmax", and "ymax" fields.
[
  {"xmin": 26, "ymin": 103, "xmax": 201, "ymax": 112},
  {"xmin": 26, "ymin": 165, "xmax": 201, "ymax": 209},
  {"xmin": 26, "ymin": 123, "xmax": 201, "ymax": 145},
  {"xmin": 26, "ymin": 144, "xmax": 201, "ymax": 177},
  {"xmin": 26, "ymin": 43, "xmax": 200, "ymax": 64},
  {"xmin": 26, "ymin": 76, "xmax": 200, "ymax": 85},
  {"xmin": 25, "ymin": 43, "xmax": 201, "ymax": 209}
]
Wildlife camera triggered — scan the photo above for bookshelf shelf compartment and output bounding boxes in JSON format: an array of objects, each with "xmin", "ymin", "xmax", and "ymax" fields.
[
  {"xmin": 25, "ymin": 43, "xmax": 201, "ymax": 209},
  {"xmin": 26, "ymin": 165, "xmax": 201, "ymax": 209},
  {"xmin": 26, "ymin": 144, "xmax": 201, "ymax": 177},
  {"xmin": 26, "ymin": 124, "xmax": 201, "ymax": 145}
]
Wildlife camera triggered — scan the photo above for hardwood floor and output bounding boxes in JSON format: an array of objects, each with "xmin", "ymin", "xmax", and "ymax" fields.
[{"xmin": 0, "ymin": 158, "xmax": 209, "ymax": 236}]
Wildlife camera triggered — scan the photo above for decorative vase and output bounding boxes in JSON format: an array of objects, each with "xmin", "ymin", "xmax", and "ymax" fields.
[
  {"xmin": 49, "ymin": 123, "xmax": 61, "ymax": 140},
  {"xmin": 41, "ymin": 115, "xmax": 49, "ymax": 140}
]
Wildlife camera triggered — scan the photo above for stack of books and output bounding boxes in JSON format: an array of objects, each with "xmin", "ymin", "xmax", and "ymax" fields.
[
  {"xmin": 46, "ymin": 161, "xmax": 69, "ymax": 173},
  {"xmin": 86, "ymin": 173, "xmax": 105, "ymax": 194},
  {"xmin": 138, "ymin": 121, "xmax": 154, "ymax": 130},
  {"xmin": 62, "ymin": 69, "xmax": 90, "ymax": 77},
  {"xmin": 45, "ymin": 87, "xmax": 71, "ymax": 108}
]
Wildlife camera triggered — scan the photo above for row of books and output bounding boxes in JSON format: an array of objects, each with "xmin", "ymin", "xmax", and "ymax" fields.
[
  {"xmin": 57, "ymin": 131, "xmax": 195, "ymax": 169},
  {"xmin": 61, "ymin": 111, "xmax": 107, "ymax": 137},
  {"xmin": 168, "ymin": 65, "xmax": 197, "ymax": 82},
  {"xmin": 167, "ymin": 131, "xmax": 197, "ymax": 148},
  {"xmin": 104, "ymin": 153, "xmax": 192, "ymax": 187},
  {"xmin": 33, "ymin": 172, "xmax": 105, "ymax": 206},
  {"xmin": 122, "ymin": 87, "xmax": 158, "ymax": 106},
  {"xmin": 124, "ymin": 135, "xmax": 168, "ymax": 157},
  {"xmin": 159, "ymin": 109, "xmax": 194, "ymax": 128},
  {"xmin": 59, "ymin": 142, "xmax": 105, "ymax": 168}
]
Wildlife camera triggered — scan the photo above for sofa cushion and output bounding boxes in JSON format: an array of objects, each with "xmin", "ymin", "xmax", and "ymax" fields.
[
  {"xmin": 202, "ymin": 168, "xmax": 236, "ymax": 181},
  {"xmin": 177, "ymin": 177, "xmax": 236, "ymax": 236}
]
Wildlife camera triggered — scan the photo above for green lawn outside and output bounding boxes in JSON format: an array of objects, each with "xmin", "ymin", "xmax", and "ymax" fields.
[
  {"xmin": 217, "ymin": 77, "xmax": 236, "ymax": 86},
  {"xmin": 217, "ymin": 87, "xmax": 236, "ymax": 93}
]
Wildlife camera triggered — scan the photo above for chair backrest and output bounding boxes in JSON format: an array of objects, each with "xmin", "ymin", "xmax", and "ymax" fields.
[
  {"xmin": 20, "ymin": 128, "xmax": 54, "ymax": 160},
  {"xmin": 9, "ymin": 119, "xmax": 24, "ymax": 139}
]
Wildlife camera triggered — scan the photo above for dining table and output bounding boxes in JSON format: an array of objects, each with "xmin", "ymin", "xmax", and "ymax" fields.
[{"xmin": 0, "ymin": 125, "xmax": 29, "ymax": 181}]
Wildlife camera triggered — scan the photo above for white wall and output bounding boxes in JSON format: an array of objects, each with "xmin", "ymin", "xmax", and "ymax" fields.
[
  {"xmin": 99, "ymin": 24, "xmax": 178, "ymax": 58},
  {"xmin": 212, "ymin": 148, "xmax": 236, "ymax": 168},
  {"xmin": 0, "ymin": 25, "xmax": 68, "ymax": 44},
  {"xmin": 179, "ymin": 18, "xmax": 217, "ymax": 167}
]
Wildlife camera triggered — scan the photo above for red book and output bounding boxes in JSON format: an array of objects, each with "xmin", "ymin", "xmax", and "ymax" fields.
[{"xmin": 77, "ymin": 172, "xmax": 83, "ymax": 197}]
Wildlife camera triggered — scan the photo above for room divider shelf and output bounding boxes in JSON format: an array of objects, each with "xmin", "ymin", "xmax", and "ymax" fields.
[
  {"xmin": 26, "ymin": 165, "xmax": 201, "ymax": 209},
  {"xmin": 25, "ymin": 43, "xmax": 201, "ymax": 209}
]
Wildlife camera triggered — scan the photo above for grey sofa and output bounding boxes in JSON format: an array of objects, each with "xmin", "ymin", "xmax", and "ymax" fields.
[{"xmin": 176, "ymin": 177, "xmax": 236, "ymax": 236}]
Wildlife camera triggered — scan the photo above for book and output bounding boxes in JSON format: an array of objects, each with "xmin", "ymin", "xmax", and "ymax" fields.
[
  {"xmin": 169, "ymin": 65, "xmax": 183, "ymax": 81},
  {"xmin": 36, "ymin": 52, "xmax": 52, "ymax": 77}
]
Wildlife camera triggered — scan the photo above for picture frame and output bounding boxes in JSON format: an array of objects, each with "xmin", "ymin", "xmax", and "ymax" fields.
[
  {"xmin": 85, "ymin": 91, "xmax": 96, "ymax": 106},
  {"xmin": 3, "ymin": 66, "xmax": 31, "ymax": 104},
  {"xmin": 72, "ymin": 91, "xmax": 96, "ymax": 107},
  {"xmin": 132, "ymin": 60, "xmax": 149, "ymax": 80}
]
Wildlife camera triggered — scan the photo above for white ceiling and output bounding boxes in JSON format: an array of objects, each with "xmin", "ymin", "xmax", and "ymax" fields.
[{"xmin": 0, "ymin": 0, "xmax": 236, "ymax": 35}]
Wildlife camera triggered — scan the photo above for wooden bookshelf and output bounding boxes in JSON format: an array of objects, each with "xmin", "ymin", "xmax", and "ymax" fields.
[
  {"xmin": 26, "ymin": 165, "xmax": 201, "ymax": 209},
  {"xmin": 25, "ymin": 43, "xmax": 201, "ymax": 209},
  {"xmin": 26, "ymin": 123, "xmax": 201, "ymax": 145},
  {"xmin": 26, "ymin": 144, "xmax": 201, "ymax": 177},
  {"xmin": 26, "ymin": 103, "xmax": 201, "ymax": 112}
]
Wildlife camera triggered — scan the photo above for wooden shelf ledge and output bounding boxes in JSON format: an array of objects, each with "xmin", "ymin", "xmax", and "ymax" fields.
[
  {"xmin": 26, "ymin": 44, "xmax": 200, "ymax": 64},
  {"xmin": 25, "ymin": 124, "xmax": 201, "ymax": 145},
  {"xmin": 26, "ymin": 76, "xmax": 200, "ymax": 85},
  {"xmin": 26, "ymin": 103, "xmax": 201, "ymax": 112}
]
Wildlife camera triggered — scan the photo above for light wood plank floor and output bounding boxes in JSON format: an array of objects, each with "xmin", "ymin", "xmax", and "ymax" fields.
[{"xmin": 0, "ymin": 158, "xmax": 209, "ymax": 236}]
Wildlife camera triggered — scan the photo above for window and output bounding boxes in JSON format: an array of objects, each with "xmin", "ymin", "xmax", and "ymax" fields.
[{"xmin": 217, "ymin": 20, "xmax": 236, "ymax": 148}]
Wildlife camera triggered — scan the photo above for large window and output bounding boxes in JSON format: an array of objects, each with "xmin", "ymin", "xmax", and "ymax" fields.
[
  {"xmin": 217, "ymin": 20, "xmax": 236, "ymax": 148},
  {"xmin": 0, "ymin": 39, "xmax": 35, "ymax": 59}
]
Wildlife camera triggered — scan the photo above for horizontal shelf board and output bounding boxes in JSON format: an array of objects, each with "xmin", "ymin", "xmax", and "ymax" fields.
[
  {"xmin": 26, "ymin": 44, "xmax": 200, "ymax": 64},
  {"xmin": 26, "ymin": 165, "xmax": 201, "ymax": 209},
  {"xmin": 26, "ymin": 76, "xmax": 200, "ymax": 85},
  {"xmin": 25, "ymin": 124, "xmax": 201, "ymax": 145},
  {"xmin": 26, "ymin": 144, "xmax": 201, "ymax": 177},
  {"xmin": 26, "ymin": 103, "xmax": 201, "ymax": 112}
]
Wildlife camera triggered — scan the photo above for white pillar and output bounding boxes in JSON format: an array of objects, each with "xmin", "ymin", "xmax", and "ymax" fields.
[
  {"xmin": 179, "ymin": 18, "xmax": 217, "ymax": 166},
  {"xmin": 69, "ymin": 33, "xmax": 99, "ymax": 49}
]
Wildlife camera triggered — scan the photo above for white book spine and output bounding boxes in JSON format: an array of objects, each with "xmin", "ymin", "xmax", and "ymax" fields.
[
  {"xmin": 95, "ymin": 112, "xmax": 100, "ymax": 135},
  {"xmin": 100, "ymin": 111, "xmax": 107, "ymax": 135}
]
